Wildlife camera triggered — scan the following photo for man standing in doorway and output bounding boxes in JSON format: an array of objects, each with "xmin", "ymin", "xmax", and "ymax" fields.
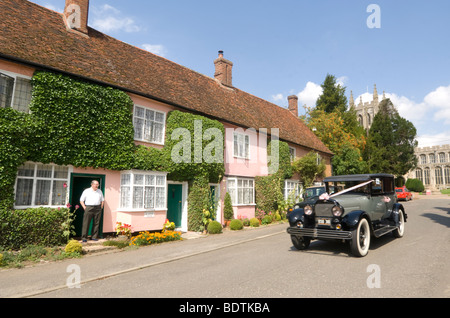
[{"xmin": 80, "ymin": 180, "xmax": 104, "ymax": 242}]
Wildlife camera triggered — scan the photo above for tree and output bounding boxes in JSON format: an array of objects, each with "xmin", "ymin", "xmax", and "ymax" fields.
[
  {"xmin": 223, "ymin": 192, "xmax": 234, "ymax": 221},
  {"xmin": 364, "ymin": 99, "xmax": 418, "ymax": 176},
  {"xmin": 316, "ymin": 74, "xmax": 348, "ymax": 113},
  {"xmin": 292, "ymin": 151, "xmax": 326, "ymax": 187},
  {"xmin": 332, "ymin": 142, "xmax": 368, "ymax": 175}
]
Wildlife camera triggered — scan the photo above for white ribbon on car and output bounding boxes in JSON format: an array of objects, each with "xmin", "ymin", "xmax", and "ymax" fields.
[{"xmin": 319, "ymin": 179, "xmax": 374, "ymax": 200}]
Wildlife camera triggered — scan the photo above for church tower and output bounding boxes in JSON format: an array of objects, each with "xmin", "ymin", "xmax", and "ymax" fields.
[{"xmin": 352, "ymin": 84, "xmax": 385, "ymax": 130}]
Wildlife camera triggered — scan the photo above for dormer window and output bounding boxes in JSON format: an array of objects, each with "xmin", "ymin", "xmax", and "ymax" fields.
[{"xmin": 0, "ymin": 71, "xmax": 32, "ymax": 113}]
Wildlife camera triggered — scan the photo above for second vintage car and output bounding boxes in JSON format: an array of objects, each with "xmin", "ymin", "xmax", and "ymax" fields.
[{"xmin": 287, "ymin": 174, "xmax": 407, "ymax": 257}]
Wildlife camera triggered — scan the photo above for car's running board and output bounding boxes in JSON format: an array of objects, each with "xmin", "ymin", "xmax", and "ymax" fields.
[{"xmin": 373, "ymin": 226, "xmax": 397, "ymax": 238}]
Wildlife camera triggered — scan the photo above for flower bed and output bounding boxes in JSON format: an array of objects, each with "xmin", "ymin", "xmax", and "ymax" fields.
[{"xmin": 130, "ymin": 230, "xmax": 182, "ymax": 247}]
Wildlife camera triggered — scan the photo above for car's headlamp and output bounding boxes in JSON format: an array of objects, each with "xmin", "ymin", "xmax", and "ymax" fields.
[
  {"xmin": 304, "ymin": 205, "xmax": 313, "ymax": 216},
  {"xmin": 332, "ymin": 206, "xmax": 343, "ymax": 217}
]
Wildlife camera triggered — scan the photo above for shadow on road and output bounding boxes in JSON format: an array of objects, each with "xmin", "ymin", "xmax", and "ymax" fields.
[{"xmin": 421, "ymin": 206, "xmax": 450, "ymax": 228}]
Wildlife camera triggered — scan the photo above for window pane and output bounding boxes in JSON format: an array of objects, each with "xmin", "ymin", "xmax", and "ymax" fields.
[
  {"xmin": 36, "ymin": 164, "xmax": 53, "ymax": 178},
  {"xmin": 134, "ymin": 174, "xmax": 144, "ymax": 185},
  {"xmin": 17, "ymin": 163, "xmax": 35, "ymax": 177},
  {"xmin": 34, "ymin": 180, "xmax": 51, "ymax": 205},
  {"xmin": 244, "ymin": 135, "xmax": 249, "ymax": 158},
  {"xmin": 12, "ymin": 77, "xmax": 32, "ymax": 113},
  {"xmin": 15, "ymin": 178, "xmax": 33, "ymax": 206},
  {"xmin": 120, "ymin": 186, "xmax": 130, "ymax": 208},
  {"xmin": 121, "ymin": 174, "xmax": 131, "ymax": 186},
  {"xmin": 134, "ymin": 117, "xmax": 144, "ymax": 140},
  {"xmin": 145, "ymin": 109, "xmax": 155, "ymax": 121},
  {"xmin": 237, "ymin": 188, "xmax": 243, "ymax": 205},
  {"xmin": 53, "ymin": 166, "xmax": 69, "ymax": 179},
  {"xmin": 155, "ymin": 112, "xmax": 164, "ymax": 123},
  {"xmin": 156, "ymin": 187, "xmax": 165, "ymax": 208},
  {"xmin": 52, "ymin": 181, "xmax": 67, "ymax": 206},
  {"xmin": 145, "ymin": 175, "xmax": 155, "ymax": 185},
  {"xmin": 144, "ymin": 186, "xmax": 155, "ymax": 209},
  {"xmin": 156, "ymin": 175, "xmax": 165, "ymax": 186},
  {"xmin": 0, "ymin": 73, "xmax": 14, "ymax": 108},
  {"xmin": 153, "ymin": 122, "xmax": 164, "ymax": 143},
  {"xmin": 133, "ymin": 186, "xmax": 144, "ymax": 209},
  {"xmin": 135, "ymin": 106, "xmax": 145, "ymax": 118}
]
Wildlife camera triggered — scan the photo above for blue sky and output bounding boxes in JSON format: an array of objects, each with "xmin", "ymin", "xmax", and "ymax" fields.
[{"xmin": 30, "ymin": 0, "xmax": 450, "ymax": 147}]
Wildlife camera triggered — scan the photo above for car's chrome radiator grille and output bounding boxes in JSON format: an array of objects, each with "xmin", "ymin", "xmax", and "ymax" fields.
[{"xmin": 314, "ymin": 202, "xmax": 334, "ymax": 217}]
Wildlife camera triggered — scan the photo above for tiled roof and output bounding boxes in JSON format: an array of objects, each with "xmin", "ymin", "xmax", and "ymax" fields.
[{"xmin": 0, "ymin": 0, "xmax": 332, "ymax": 155}]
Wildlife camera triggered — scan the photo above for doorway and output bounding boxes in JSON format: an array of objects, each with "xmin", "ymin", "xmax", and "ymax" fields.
[
  {"xmin": 167, "ymin": 184, "xmax": 183, "ymax": 228},
  {"xmin": 69, "ymin": 174, "xmax": 105, "ymax": 238}
]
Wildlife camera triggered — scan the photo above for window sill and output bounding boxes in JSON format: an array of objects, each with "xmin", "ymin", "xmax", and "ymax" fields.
[{"xmin": 232, "ymin": 203, "xmax": 256, "ymax": 207}]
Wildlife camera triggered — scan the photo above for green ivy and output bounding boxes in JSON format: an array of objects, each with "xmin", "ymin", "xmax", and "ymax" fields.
[
  {"xmin": 164, "ymin": 110, "xmax": 225, "ymax": 183},
  {"xmin": 0, "ymin": 108, "xmax": 36, "ymax": 209},
  {"xmin": 29, "ymin": 71, "xmax": 136, "ymax": 170}
]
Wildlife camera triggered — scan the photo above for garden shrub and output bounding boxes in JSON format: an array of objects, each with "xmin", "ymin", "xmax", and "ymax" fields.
[
  {"xmin": 229, "ymin": 219, "xmax": 243, "ymax": 231},
  {"xmin": 405, "ymin": 178, "xmax": 425, "ymax": 192},
  {"xmin": 0, "ymin": 207, "xmax": 71, "ymax": 250},
  {"xmin": 262, "ymin": 215, "xmax": 272, "ymax": 225},
  {"xmin": 65, "ymin": 240, "xmax": 83, "ymax": 254},
  {"xmin": 250, "ymin": 218, "xmax": 260, "ymax": 227},
  {"xmin": 224, "ymin": 192, "xmax": 234, "ymax": 221},
  {"xmin": 242, "ymin": 218, "xmax": 250, "ymax": 227},
  {"xmin": 207, "ymin": 221, "xmax": 222, "ymax": 234}
]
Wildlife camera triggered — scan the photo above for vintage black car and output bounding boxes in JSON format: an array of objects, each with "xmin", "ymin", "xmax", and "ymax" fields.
[{"xmin": 287, "ymin": 174, "xmax": 407, "ymax": 257}]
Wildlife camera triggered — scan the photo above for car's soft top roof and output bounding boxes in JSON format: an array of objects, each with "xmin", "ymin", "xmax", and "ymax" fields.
[{"xmin": 324, "ymin": 173, "xmax": 394, "ymax": 183}]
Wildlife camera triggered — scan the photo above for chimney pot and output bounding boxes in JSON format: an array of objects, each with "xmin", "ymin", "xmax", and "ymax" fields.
[{"xmin": 288, "ymin": 95, "xmax": 299, "ymax": 117}]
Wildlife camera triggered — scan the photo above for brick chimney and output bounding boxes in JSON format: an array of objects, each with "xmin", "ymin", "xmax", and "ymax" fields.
[
  {"xmin": 288, "ymin": 95, "xmax": 299, "ymax": 117},
  {"xmin": 64, "ymin": 0, "xmax": 89, "ymax": 35},
  {"xmin": 214, "ymin": 51, "xmax": 233, "ymax": 87}
]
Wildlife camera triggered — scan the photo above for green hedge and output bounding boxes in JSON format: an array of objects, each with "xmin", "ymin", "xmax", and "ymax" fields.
[
  {"xmin": 405, "ymin": 178, "xmax": 425, "ymax": 192},
  {"xmin": 0, "ymin": 207, "xmax": 71, "ymax": 250}
]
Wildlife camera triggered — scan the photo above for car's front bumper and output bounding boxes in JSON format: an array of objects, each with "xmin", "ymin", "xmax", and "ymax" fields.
[{"xmin": 287, "ymin": 226, "xmax": 353, "ymax": 240}]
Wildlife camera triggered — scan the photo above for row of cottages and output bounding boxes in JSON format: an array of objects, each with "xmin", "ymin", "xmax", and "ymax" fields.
[{"xmin": 0, "ymin": 0, "xmax": 332, "ymax": 236}]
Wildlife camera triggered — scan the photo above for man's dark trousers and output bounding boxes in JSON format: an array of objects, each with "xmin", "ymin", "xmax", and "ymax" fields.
[{"xmin": 82, "ymin": 205, "xmax": 102, "ymax": 240}]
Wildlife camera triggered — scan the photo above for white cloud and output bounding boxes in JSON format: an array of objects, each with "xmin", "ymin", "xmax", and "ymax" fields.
[
  {"xmin": 298, "ymin": 81, "xmax": 323, "ymax": 108},
  {"xmin": 271, "ymin": 93, "xmax": 285, "ymax": 104},
  {"xmin": 91, "ymin": 4, "xmax": 141, "ymax": 33},
  {"xmin": 416, "ymin": 132, "xmax": 450, "ymax": 148},
  {"xmin": 142, "ymin": 44, "xmax": 168, "ymax": 57}
]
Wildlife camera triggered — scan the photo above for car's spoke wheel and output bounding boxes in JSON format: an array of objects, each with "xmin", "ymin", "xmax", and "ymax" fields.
[
  {"xmin": 291, "ymin": 235, "xmax": 310, "ymax": 250},
  {"xmin": 351, "ymin": 218, "xmax": 370, "ymax": 257},
  {"xmin": 393, "ymin": 210, "xmax": 405, "ymax": 238}
]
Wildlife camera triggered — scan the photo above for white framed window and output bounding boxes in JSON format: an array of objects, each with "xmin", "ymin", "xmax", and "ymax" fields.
[
  {"xmin": 284, "ymin": 180, "xmax": 302, "ymax": 201},
  {"xmin": 0, "ymin": 70, "xmax": 32, "ymax": 113},
  {"xmin": 14, "ymin": 162, "xmax": 71, "ymax": 208},
  {"xmin": 233, "ymin": 132, "xmax": 250, "ymax": 159},
  {"xmin": 120, "ymin": 170, "xmax": 167, "ymax": 211},
  {"xmin": 227, "ymin": 177, "xmax": 255, "ymax": 205},
  {"xmin": 289, "ymin": 147, "xmax": 296, "ymax": 162},
  {"xmin": 133, "ymin": 105, "xmax": 166, "ymax": 145}
]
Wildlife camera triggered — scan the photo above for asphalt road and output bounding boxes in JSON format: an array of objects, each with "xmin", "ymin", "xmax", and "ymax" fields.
[{"xmin": 24, "ymin": 195, "xmax": 449, "ymax": 299}]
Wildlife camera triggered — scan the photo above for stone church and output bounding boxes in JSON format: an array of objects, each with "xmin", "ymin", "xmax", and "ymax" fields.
[{"xmin": 349, "ymin": 84, "xmax": 387, "ymax": 130}]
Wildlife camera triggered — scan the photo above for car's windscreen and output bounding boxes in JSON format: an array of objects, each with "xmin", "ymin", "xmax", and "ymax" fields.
[
  {"xmin": 326, "ymin": 181, "xmax": 370, "ymax": 195},
  {"xmin": 304, "ymin": 187, "xmax": 325, "ymax": 198}
]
